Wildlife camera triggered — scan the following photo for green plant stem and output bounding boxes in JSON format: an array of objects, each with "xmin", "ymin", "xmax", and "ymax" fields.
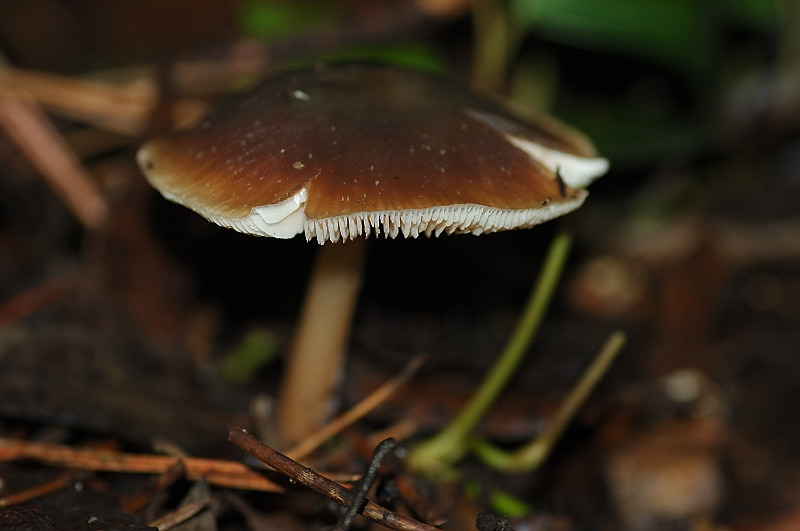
[
  {"xmin": 471, "ymin": 0, "xmax": 524, "ymax": 94},
  {"xmin": 472, "ymin": 330, "xmax": 626, "ymax": 471},
  {"xmin": 407, "ymin": 224, "xmax": 574, "ymax": 478}
]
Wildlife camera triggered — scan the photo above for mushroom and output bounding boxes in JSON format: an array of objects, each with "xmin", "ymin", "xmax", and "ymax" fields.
[{"xmin": 137, "ymin": 63, "xmax": 608, "ymax": 447}]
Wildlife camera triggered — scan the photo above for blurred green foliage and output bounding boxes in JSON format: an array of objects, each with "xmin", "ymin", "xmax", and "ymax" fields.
[
  {"xmin": 514, "ymin": 0, "xmax": 711, "ymax": 75},
  {"xmin": 508, "ymin": 0, "xmax": 781, "ymax": 165},
  {"xmin": 317, "ymin": 42, "xmax": 449, "ymax": 73},
  {"xmin": 237, "ymin": 1, "xmax": 448, "ymax": 72},
  {"xmin": 489, "ymin": 489, "xmax": 534, "ymax": 518},
  {"xmin": 221, "ymin": 328, "xmax": 279, "ymax": 385},
  {"xmin": 235, "ymin": 0, "xmax": 783, "ymax": 166},
  {"xmin": 238, "ymin": 0, "xmax": 337, "ymax": 40},
  {"xmin": 510, "ymin": 0, "xmax": 779, "ymax": 75}
]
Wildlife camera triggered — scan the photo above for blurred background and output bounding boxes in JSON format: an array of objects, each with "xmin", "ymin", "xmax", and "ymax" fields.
[{"xmin": 1, "ymin": 1, "xmax": 798, "ymax": 529}]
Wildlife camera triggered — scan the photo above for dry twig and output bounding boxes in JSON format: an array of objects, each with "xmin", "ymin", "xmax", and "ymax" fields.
[
  {"xmin": 0, "ymin": 88, "xmax": 109, "ymax": 230},
  {"xmin": 0, "ymin": 472, "xmax": 74, "ymax": 508},
  {"xmin": 336, "ymin": 438, "xmax": 398, "ymax": 530},
  {"xmin": 0, "ymin": 275, "xmax": 70, "ymax": 325},
  {"xmin": 0, "ymin": 438, "xmax": 281, "ymax": 492},
  {"xmin": 0, "ymin": 67, "xmax": 157, "ymax": 136},
  {"xmin": 147, "ymin": 497, "xmax": 214, "ymax": 531},
  {"xmin": 285, "ymin": 355, "xmax": 424, "ymax": 461},
  {"xmin": 228, "ymin": 426, "xmax": 439, "ymax": 531}
]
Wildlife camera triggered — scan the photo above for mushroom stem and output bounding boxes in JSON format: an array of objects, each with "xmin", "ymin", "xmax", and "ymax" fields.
[
  {"xmin": 407, "ymin": 224, "xmax": 573, "ymax": 478},
  {"xmin": 276, "ymin": 239, "xmax": 367, "ymax": 447}
]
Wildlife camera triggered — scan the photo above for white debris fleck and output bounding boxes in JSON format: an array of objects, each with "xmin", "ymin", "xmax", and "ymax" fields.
[{"xmin": 292, "ymin": 89, "xmax": 311, "ymax": 101}]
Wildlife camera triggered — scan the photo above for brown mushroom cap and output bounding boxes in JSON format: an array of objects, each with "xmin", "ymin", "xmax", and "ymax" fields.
[{"xmin": 137, "ymin": 63, "xmax": 608, "ymax": 244}]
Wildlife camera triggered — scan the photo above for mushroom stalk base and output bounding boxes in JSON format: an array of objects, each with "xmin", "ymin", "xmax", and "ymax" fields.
[
  {"xmin": 276, "ymin": 239, "xmax": 367, "ymax": 448},
  {"xmin": 407, "ymin": 225, "xmax": 573, "ymax": 479}
]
